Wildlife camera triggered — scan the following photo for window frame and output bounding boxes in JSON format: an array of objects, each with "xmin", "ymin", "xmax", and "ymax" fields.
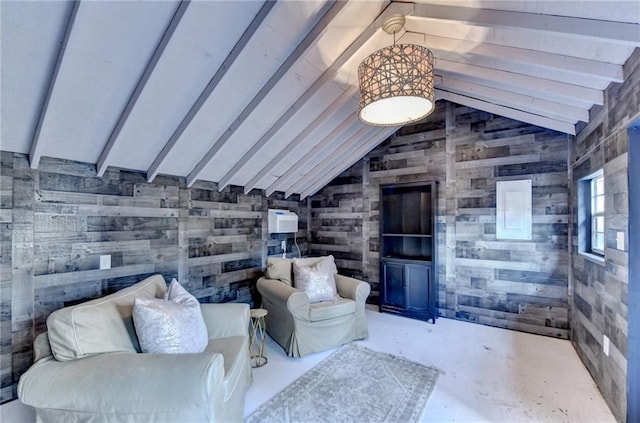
[
  {"xmin": 578, "ymin": 169, "xmax": 605, "ymax": 261},
  {"xmin": 590, "ymin": 173, "xmax": 605, "ymax": 255}
]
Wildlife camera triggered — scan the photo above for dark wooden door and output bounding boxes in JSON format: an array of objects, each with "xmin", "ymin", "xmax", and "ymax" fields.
[
  {"xmin": 382, "ymin": 261, "xmax": 405, "ymax": 308},
  {"xmin": 405, "ymin": 263, "xmax": 431, "ymax": 312}
]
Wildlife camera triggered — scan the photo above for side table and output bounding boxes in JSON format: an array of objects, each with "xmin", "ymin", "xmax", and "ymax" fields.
[{"xmin": 249, "ymin": 308, "xmax": 268, "ymax": 368}]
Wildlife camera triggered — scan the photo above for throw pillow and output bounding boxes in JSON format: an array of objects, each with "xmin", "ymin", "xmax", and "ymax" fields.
[
  {"xmin": 133, "ymin": 279, "xmax": 208, "ymax": 354},
  {"xmin": 293, "ymin": 256, "xmax": 339, "ymax": 303},
  {"xmin": 266, "ymin": 257, "xmax": 293, "ymax": 286}
]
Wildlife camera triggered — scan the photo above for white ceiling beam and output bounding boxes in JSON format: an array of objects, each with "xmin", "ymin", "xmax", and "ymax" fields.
[
  {"xmin": 437, "ymin": 77, "xmax": 588, "ymax": 123},
  {"xmin": 145, "ymin": 1, "xmax": 276, "ymax": 183},
  {"xmin": 185, "ymin": 1, "xmax": 348, "ymax": 188},
  {"xmin": 243, "ymin": 86, "xmax": 357, "ymax": 194},
  {"xmin": 402, "ymin": 31, "xmax": 623, "ymax": 86},
  {"xmin": 95, "ymin": 1, "xmax": 189, "ymax": 177},
  {"xmin": 287, "ymin": 125, "xmax": 378, "ymax": 198},
  {"xmin": 436, "ymin": 59, "xmax": 603, "ymax": 109},
  {"xmin": 435, "ymin": 90, "xmax": 577, "ymax": 135},
  {"xmin": 300, "ymin": 127, "xmax": 397, "ymax": 200},
  {"xmin": 217, "ymin": 1, "xmax": 414, "ymax": 191},
  {"xmin": 411, "ymin": 3, "xmax": 640, "ymax": 46},
  {"xmin": 216, "ymin": 8, "xmax": 360, "ymax": 191},
  {"xmin": 28, "ymin": 1, "xmax": 80, "ymax": 170},
  {"xmin": 266, "ymin": 111, "xmax": 360, "ymax": 197}
]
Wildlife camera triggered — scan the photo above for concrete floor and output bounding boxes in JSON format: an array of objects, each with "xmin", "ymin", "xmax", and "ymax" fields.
[{"xmin": 2, "ymin": 307, "xmax": 615, "ymax": 422}]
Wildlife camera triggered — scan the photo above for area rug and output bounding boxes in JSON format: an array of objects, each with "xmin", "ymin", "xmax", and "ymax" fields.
[{"xmin": 246, "ymin": 343, "xmax": 440, "ymax": 423}]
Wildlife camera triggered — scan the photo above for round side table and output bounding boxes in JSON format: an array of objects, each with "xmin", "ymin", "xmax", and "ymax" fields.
[{"xmin": 249, "ymin": 308, "xmax": 268, "ymax": 368}]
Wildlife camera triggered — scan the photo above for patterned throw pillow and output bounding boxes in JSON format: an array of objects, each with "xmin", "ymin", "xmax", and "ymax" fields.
[
  {"xmin": 133, "ymin": 279, "xmax": 208, "ymax": 354},
  {"xmin": 292, "ymin": 256, "xmax": 339, "ymax": 303}
]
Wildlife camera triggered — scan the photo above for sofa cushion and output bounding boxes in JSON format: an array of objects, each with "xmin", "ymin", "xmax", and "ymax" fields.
[
  {"xmin": 309, "ymin": 297, "xmax": 356, "ymax": 322},
  {"xmin": 266, "ymin": 258, "xmax": 293, "ymax": 286},
  {"xmin": 133, "ymin": 280, "xmax": 208, "ymax": 354},
  {"xmin": 205, "ymin": 336, "xmax": 249, "ymax": 402},
  {"xmin": 47, "ymin": 274, "xmax": 167, "ymax": 361}
]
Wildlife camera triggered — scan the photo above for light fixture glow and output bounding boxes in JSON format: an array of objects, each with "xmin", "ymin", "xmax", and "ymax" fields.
[{"xmin": 358, "ymin": 16, "xmax": 435, "ymax": 126}]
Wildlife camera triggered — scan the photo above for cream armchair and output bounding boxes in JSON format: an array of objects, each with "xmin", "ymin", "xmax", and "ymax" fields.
[{"xmin": 257, "ymin": 257, "xmax": 370, "ymax": 357}]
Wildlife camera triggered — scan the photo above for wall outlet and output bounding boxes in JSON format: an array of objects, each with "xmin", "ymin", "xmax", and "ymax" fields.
[
  {"xmin": 281, "ymin": 240, "xmax": 287, "ymax": 250},
  {"xmin": 616, "ymin": 231, "xmax": 625, "ymax": 250},
  {"xmin": 603, "ymin": 335, "xmax": 610, "ymax": 356},
  {"xmin": 99, "ymin": 255, "xmax": 111, "ymax": 270}
]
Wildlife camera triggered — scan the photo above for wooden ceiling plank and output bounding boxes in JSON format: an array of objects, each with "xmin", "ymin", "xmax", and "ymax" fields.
[
  {"xmin": 184, "ymin": 1, "xmax": 347, "ymax": 188},
  {"xmin": 406, "ymin": 32, "xmax": 624, "ymax": 85},
  {"xmin": 216, "ymin": 4, "xmax": 359, "ymax": 191},
  {"xmin": 438, "ymin": 77, "xmax": 589, "ymax": 123},
  {"xmin": 265, "ymin": 111, "xmax": 359, "ymax": 197},
  {"xmin": 28, "ymin": 1, "xmax": 80, "ymax": 170},
  {"xmin": 412, "ymin": 3, "xmax": 640, "ymax": 45},
  {"xmin": 286, "ymin": 125, "xmax": 377, "ymax": 198},
  {"xmin": 96, "ymin": 1, "xmax": 190, "ymax": 177},
  {"xmin": 243, "ymin": 86, "xmax": 357, "ymax": 194},
  {"xmin": 436, "ymin": 90, "xmax": 577, "ymax": 135},
  {"xmin": 144, "ymin": 1, "xmax": 276, "ymax": 183},
  {"xmin": 300, "ymin": 127, "xmax": 397, "ymax": 199},
  {"xmin": 436, "ymin": 59, "xmax": 603, "ymax": 108}
]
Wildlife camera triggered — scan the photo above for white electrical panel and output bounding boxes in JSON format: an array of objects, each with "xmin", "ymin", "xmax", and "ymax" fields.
[
  {"xmin": 268, "ymin": 209, "xmax": 298, "ymax": 233},
  {"xmin": 496, "ymin": 179, "xmax": 532, "ymax": 240}
]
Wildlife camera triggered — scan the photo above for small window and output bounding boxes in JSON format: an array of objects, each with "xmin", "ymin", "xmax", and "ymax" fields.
[
  {"xmin": 590, "ymin": 173, "xmax": 605, "ymax": 254},
  {"xmin": 578, "ymin": 169, "xmax": 604, "ymax": 258}
]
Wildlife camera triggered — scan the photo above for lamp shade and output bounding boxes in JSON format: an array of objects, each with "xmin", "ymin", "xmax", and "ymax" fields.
[{"xmin": 358, "ymin": 44, "xmax": 434, "ymax": 126}]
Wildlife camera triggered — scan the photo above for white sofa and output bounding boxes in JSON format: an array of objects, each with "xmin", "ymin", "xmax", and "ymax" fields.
[{"xmin": 18, "ymin": 275, "xmax": 252, "ymax": 422}]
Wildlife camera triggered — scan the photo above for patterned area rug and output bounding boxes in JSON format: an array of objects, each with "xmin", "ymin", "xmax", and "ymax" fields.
[{"xmin": 246, "ymin": 343, "xmax": 440, "ymax": 423}]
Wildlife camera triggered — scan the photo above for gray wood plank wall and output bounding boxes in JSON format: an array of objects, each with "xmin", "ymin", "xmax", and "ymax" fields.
[
  {"xmin": 310, "ymin": 101, "xmax": 571, "ymax": 339},
  {"xmin": 569, "ymin": 48, "xmax": 639, "ymax": 423},
  {"xmin": 0, "ymin": 156, "xmax": 308, "ymax": 403}
]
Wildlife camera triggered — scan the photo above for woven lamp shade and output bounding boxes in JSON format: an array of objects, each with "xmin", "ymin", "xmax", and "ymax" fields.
[{"xmin": 358, "ymin": 44, "xmax": 435, "ymax": 126}]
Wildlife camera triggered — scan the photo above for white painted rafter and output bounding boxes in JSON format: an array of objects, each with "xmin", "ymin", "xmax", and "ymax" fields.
[
  {"xmin": 96, "ymin": 1, "xmax": 190, "ymax": 177},
  {"xmin": 215, "ymin": 1, "xmax": 414, "ymax": 191},
  {"xmin": 411, "ymin": 3, "xmax": 640, "ymax": 45},
  {"xmin": 287, "ymin": 124, "xmax": 378, "ymax": 198},
  {"xmin": 28, "ymin": 1, "xmax": 80, "ymax": 170},
  {"xmin": 145, "ymin": 1, "xmax": 276, "ymax": 183},
  {"xmin": 266, "ymin": 111, "xmax": 360, "ymax": 197},
  {"xmin": 435, "ymin": 90, "xmax": 577, "ymax": 135},
  {"xmin": 185, "ymin": 1, "xmax": 347, "ymax": 188},
  {"xmin": 400, "ymin": 31, "xmax": 624, "ymax": 86},
  {"xmin": 436, "ymin": 59, "xmax": 603, "ymax": 109},
  {"xmin": 437, "ymin": 77, "xmax": 589, "ymax": 123},
  {"xmin": 300, "ymin": 127, "xmax": 398, "ymax": 199},
  {"xmin": 243, "ymin": 86, "xmax": 358, "ymax": 194}
]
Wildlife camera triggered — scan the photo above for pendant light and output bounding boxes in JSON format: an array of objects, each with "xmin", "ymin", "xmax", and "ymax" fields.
[{"xmin": 358, "ymin": 14, "xmax": 435, "ymax": 126}]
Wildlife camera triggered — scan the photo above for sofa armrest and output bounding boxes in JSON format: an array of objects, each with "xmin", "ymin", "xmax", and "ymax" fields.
[
  {"xmin": 201, "ymin": 303, "xmax": 250, "ymax": 340},
  {"xmin": 257, "ymin": 277, "xmax": 310, "ymax": 320},
  {"xmin": 335, "ymin": 274, "xmax": 371, "ymax": 304},
  {"xmin": 18, "ymin": 351, "xmax": 225, "ymax": 416}
]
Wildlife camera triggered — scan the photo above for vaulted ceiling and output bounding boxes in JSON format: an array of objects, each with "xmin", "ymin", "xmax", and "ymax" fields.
[{"xmin": 2, "ymin": 1, "xmax": 638, "ymax": 199}]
